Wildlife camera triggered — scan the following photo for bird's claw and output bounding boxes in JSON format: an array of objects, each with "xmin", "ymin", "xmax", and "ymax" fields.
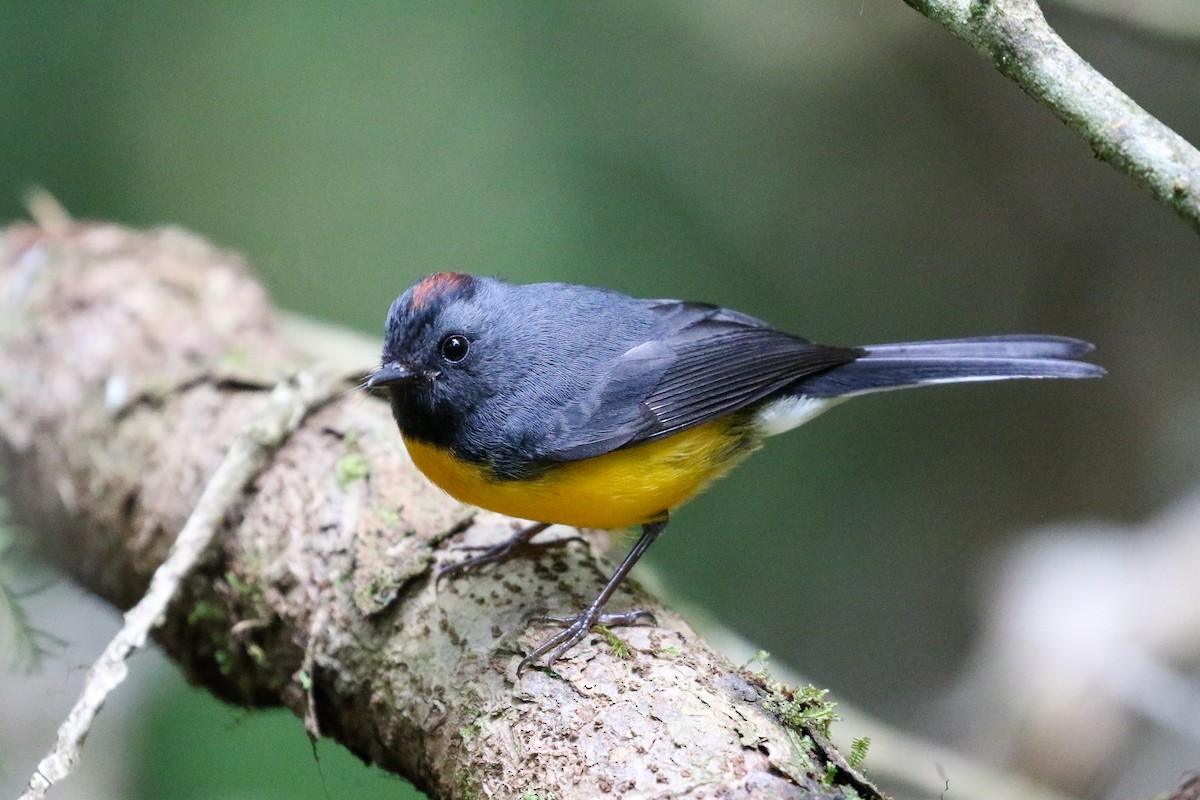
[
  {"xmin": 518, "ymin": 608, "xmax": 656, "ymax": 672},
  {"xmin": 436, "ymin": 524, "xmax": 582, "ymax": 585}
]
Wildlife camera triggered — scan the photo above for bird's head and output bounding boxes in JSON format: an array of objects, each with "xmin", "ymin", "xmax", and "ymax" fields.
[{"xmin": 368, "ymin": 272, "xmax": 495, "ymax": 439}]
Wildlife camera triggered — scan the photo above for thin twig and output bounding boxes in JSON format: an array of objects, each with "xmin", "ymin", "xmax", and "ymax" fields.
[
  {"xmin": 18, "ymin": 371, "xmax": 344, "ymax": 800},
  {"xmin": 901, "ymin": 0, "xmax": 1200, "ymax": 234}
]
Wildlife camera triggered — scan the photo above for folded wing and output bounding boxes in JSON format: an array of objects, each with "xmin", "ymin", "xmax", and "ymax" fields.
[{"xmin": 537, "ymin": 301, "xmax": 860, "ymax": 461}]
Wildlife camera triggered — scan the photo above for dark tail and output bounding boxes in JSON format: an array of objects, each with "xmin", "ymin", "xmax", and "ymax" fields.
[{"xmin": 798, "ymin": 335, "xmax": 1105, "ymax": 399}]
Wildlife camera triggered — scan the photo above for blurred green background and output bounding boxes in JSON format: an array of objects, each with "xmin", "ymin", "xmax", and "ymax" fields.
[{"xmin": 2, "ymin": 2, "xmax": 1198, "ymax": 799}]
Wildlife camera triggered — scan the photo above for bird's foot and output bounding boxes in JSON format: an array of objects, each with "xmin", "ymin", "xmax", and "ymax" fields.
[
  {"xmin": 436, "ymin": 522, "xmax": 583, "ymax": 584},
  {"xmin": 519, "ymin": 607, "xmax": 656, "ymax": 672}
]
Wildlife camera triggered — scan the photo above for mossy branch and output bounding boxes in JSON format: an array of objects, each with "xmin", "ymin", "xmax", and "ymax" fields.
[
  {"xmin": 901, "ymin": 0, "xmax": 1200, "ymax": 235},
  {"xmin": 0, "ymin": 218, "xmax": 877, "ymax": 800}
]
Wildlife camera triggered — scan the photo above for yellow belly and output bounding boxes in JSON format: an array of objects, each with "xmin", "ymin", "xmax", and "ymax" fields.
[{"xmin": 402, "ymin": 418, "xmax": 756, "ymax": 529}]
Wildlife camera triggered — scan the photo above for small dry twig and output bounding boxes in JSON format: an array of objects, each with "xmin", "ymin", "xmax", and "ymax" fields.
[{"xmin": 18, "ymin": 370, "xmax": 345, "ymax": 800}]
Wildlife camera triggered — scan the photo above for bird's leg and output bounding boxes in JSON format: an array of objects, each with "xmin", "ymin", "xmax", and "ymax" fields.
[
  {"xmin": 437, "ymin": 521, "xmax": 583, "ymax": 582},
  {"xmin": 519, "ymin": 516, "xmax": 667, "ymax": 671}
]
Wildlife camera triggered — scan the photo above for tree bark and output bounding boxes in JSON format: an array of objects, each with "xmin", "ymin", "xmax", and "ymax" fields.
[{"xmin": 0, "ymin": 219, "xmax": 877, "ymax": 800}]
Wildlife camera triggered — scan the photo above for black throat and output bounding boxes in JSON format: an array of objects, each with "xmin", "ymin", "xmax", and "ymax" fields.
[
  {"xmin": 387, "ymin": 386, "xmax": 456, "ymax": 450},
  {"xmin": 387, "ymin": 384, "xmax": 551, "ymax": 482}
]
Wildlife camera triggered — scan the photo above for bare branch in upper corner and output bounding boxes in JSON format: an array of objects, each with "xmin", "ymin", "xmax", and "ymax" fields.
[{"xmin": 901, "ymin": 0, "xmax": 1200, "ymax": 235}]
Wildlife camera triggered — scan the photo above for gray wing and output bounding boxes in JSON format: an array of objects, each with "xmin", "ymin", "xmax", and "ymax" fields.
[{"xmin": 537, "ymin": 301, "xmax": 861, "ymax": 462}]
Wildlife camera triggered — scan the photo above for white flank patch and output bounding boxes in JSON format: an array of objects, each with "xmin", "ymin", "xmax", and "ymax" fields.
[{"xmin": 753, "ymin": 395, "xmax": 840, "ymax": 437}]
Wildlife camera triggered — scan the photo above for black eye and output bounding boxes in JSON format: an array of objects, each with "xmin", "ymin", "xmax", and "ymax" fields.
[{"xmin": 440, "ymin": 334, "xmax": 470, "ymax": 363}]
